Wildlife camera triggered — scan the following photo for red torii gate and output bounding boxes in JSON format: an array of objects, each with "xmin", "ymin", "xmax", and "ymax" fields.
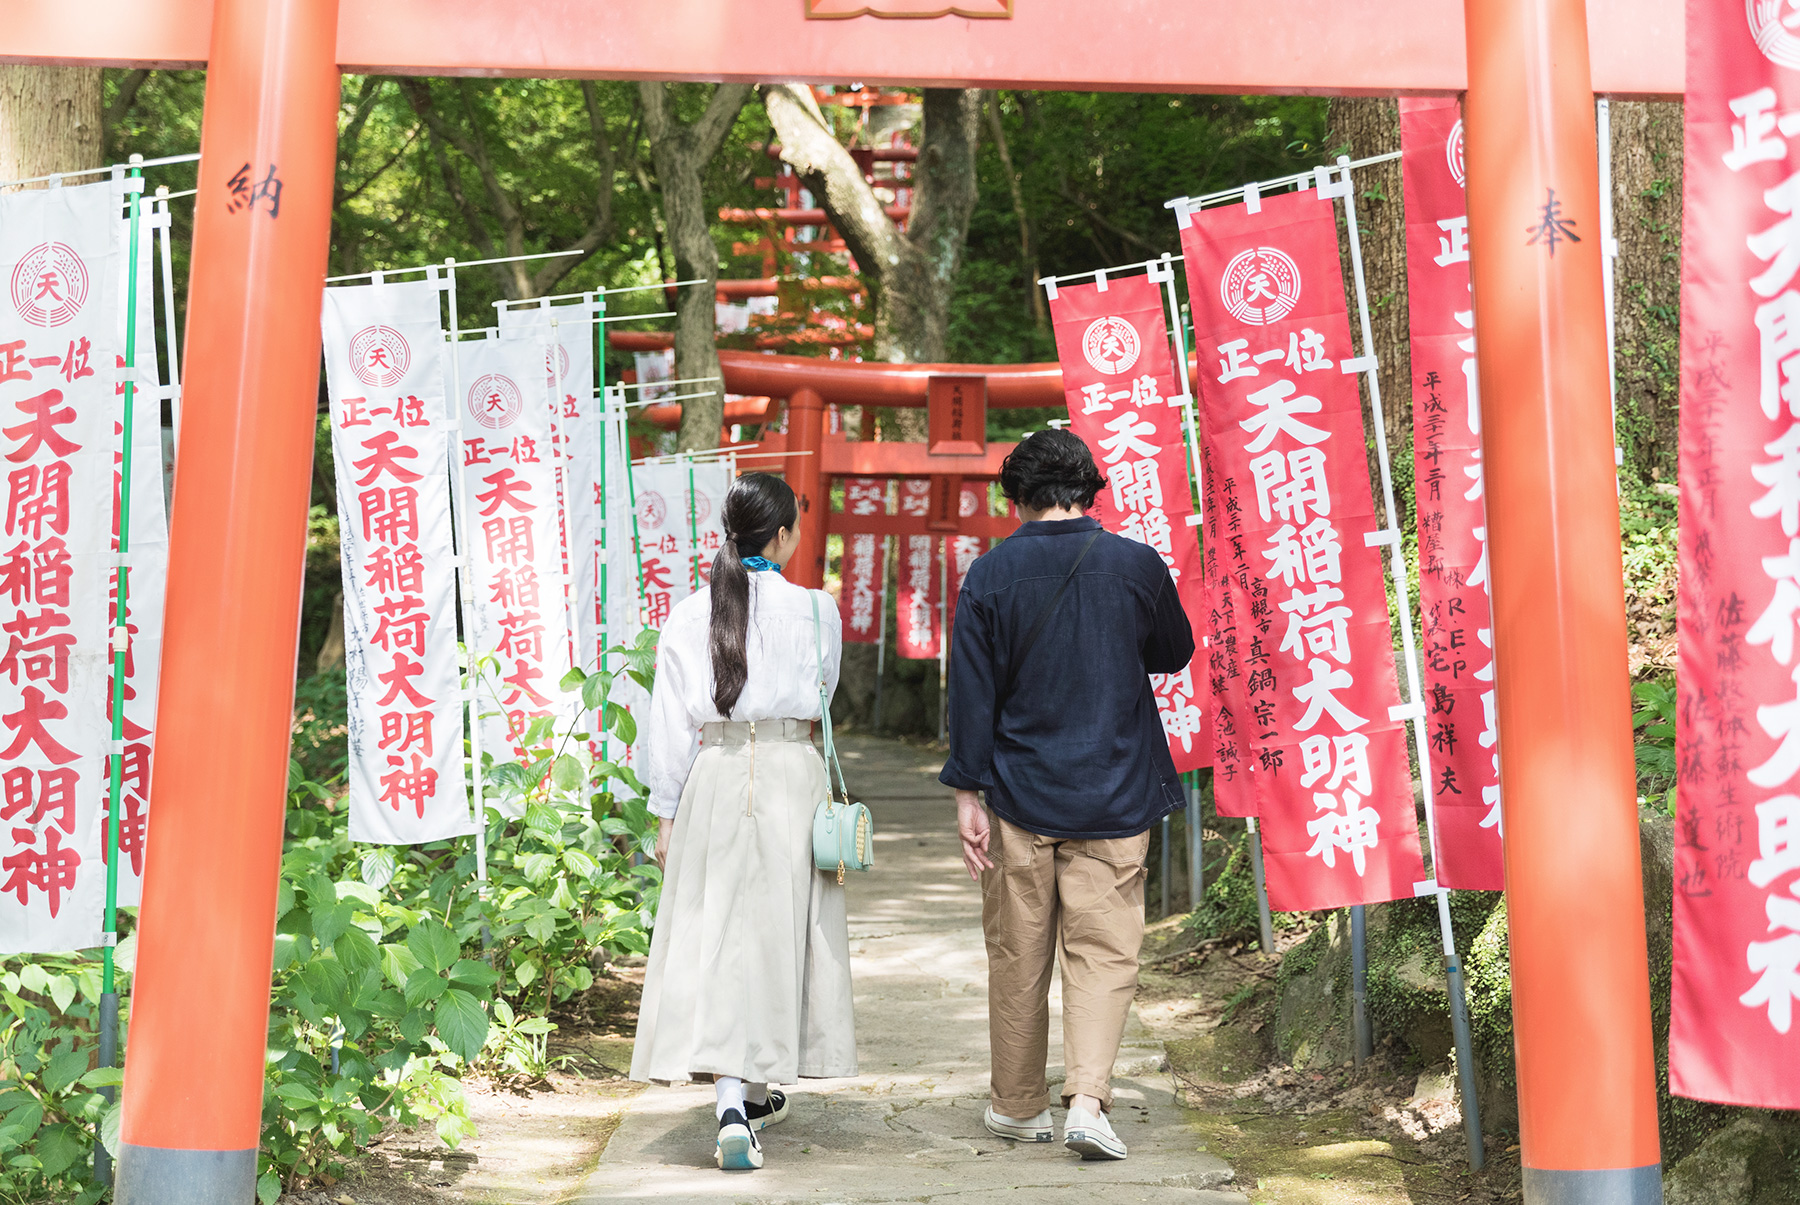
[{"xmin": 5, "ymin": 3, "xmax": 1679, "ymax": 1203}]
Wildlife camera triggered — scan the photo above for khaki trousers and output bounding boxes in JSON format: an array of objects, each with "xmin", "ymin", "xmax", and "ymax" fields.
[{"xmin": 980, "ymin": 811, "xmax": 1149, "ymax": 1117}]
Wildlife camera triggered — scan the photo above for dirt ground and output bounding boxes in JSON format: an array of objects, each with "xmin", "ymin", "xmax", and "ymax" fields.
[
  {"xmin": 292, "ymin": 914, "xmax": 1524, "ymax": 1205},
  {"xmin": 277, "ymin": 968, "xmax": 646, "ymax": 1205},
  {"xmin": 1134, "ymin": 915, "xmax": 1525, "ymax": 1205}
]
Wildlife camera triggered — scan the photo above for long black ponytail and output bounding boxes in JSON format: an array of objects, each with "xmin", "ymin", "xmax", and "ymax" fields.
[{"xmin": 709, "ymin": 472, "xmax": 799, "ymax": 717}]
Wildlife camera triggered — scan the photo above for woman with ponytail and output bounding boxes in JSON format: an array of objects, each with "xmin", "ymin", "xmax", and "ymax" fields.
[{"xmin": 629, "ymin": 472, "xmax": 856, "ymax": 1171}]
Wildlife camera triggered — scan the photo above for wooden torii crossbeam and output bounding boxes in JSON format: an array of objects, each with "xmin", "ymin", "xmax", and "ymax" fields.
[{"xmin": 4, "ymin": 4, "xmax": 1668, "ymax": 1203}]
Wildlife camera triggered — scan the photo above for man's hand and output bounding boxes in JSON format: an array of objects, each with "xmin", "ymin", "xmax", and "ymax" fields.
[
  {"xmin": 956, "ymin": 790, "xmax": 994, "ymax": 882},
  {"xmin": 654, "ymin": 817, "xmax": 671, "ymax": 869}
]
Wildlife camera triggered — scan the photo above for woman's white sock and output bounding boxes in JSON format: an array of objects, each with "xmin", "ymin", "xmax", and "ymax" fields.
[
  {"xmin": 716, "ymin": 1076, "xmax": 746, "ymax": 1120},
  {"xmin": 745, "ymin": 1081, "xmax": 769, "ymax": 1107}
]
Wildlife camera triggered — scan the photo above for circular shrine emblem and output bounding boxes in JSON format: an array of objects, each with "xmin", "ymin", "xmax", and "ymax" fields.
[
  {"xmin": 638, "ymin": 490, "xmax": 668, "ymax": 530},
  {"xmin": 1081, "ymin": 315, "xmax": 1140, "ymax": 376},
  {"xmin": 1446, "ymin": 119, "xmax": 1466, "ymax": 188},
  {"xmin": 959, "ymin": 488, "xmax": 981, "ymax": 518},
  {"xmin": 685, "ymin": 489, "xmax": 712, "ymax": 525},
  {"xmin": 467, "ymin": 373, "xmax": 522, "ymax": 431},
  {"xmin": 1749, "ymin": 0, "xmax": 1800, "ymax": 70},
  {"xmin": 10, "ymin": 242, "xmax": 89, "ymax": 328},
  {"xmin": 1219, "ymin": 246, "xmax": 1302, "ymax": 326},
  {"xmin": 348, "ymin": 324, "xmax": 411, "ymax": 388},
  {"xmin": 545, "ymin": 342, "xmax": 571, "ymax": 386}
]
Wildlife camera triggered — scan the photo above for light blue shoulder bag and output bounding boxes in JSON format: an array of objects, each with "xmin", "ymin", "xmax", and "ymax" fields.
[{"xmin": 810, "ymin": 593, "xmax": 872, "ymax": 882}]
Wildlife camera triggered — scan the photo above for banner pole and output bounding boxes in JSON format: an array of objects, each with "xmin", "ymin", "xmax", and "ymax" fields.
[
  {"xmin": 1245, "ymin": 816, "xmax": 1276, "ymax": 954},
  {"xmin": 687, "ymin": 453, "xmax": 700, "ymax": 592},
  {"xmin": 621, "ymin": 393, "xmax": 648, "ymax": 625},
  {"xmin": 153, "ymin": 187, "xmax": 182, "ymax": 451},
  {"xmin": 937, "ymin": 537, "xmax": 949, "ymax": 743},
  {"xmin": 1187, "ymin": 772, "xmax": 1203, "ymax": 910},
  {"xmin": 596, "ymin": 301, "xmax": 613, "ymax": 772},
  {"xmin": 94, "ymin": 156, "xmax": 147, "ymax": 1190},
  {"xmin": 548, "ymin": 316, "xmax": 579, "ymax": 670},
  {"xmin": 1334, "ymin": 155, "xmax": 1483, "ymax": 1163},
  {"xmin": 873, "ymin": 535, "xmax": 888, "ymax": 732},
  {"xmin": 444, "ymin": 261, "xmax": 489, "ymax": 898}
]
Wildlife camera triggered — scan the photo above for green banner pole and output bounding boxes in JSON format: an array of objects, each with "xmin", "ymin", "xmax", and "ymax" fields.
[{"xmin": 96, "ymin": 155, "xmax": 147, "ymax": 1189}]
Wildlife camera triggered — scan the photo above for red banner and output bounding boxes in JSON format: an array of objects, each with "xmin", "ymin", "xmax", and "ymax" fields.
[
  {"xmin": 896, "ymin": 534, "xmax": 941, "ymax": 660},
  {"xmin": 1049, "ymin": 274, "xmax": 1209, "ymax": 772},
  {"xmin": 842, "ymin": 477, "xmax": 888, "ymax": 644},
  {"xmin": 1400, "ymin": 97, "xmax": 1505, "ymax": 892},
  {"xmin": 1672, "ymin": 8, "xmax": 1800, "ymax": 1108},
  {"xmin": 1179, "ymin": 189, "xmax": 1426, "ymax": 910}
]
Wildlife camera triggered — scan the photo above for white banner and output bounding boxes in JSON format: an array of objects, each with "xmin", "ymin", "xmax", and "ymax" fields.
[
  {"xmin": 600, "ymin": 455, "xmax": 730, "ymax": 768},
  {"xmin": 323, "ymin": 280, "xmax": 471, "ymax": 845},
  {"xmin": 496, "ymin": 304, "xmax": 599, "ymax": 677},
  {"xmin": 457, "ymin": 334, "xmax": 574, "ymax": 780},
  {"xmin": 0, "ymin": 181, "xmax": 121, "ymax": 951},
  {"xmin": 111, "ymin": 205, "xmax": 170, "ymax": 906}
]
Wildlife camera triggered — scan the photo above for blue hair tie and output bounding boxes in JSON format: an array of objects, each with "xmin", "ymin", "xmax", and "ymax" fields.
[{"xmin": 742, "ymin": 556, "xmax": 782, "ymax": 572}]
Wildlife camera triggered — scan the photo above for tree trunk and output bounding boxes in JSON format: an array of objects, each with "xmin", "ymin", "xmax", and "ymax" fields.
[
  {"xmin": 1325, "ymin": 98, "xmax": 1410, "ymax": 465},
  {"xmin": 640, "ymin": 83, "xmax": 752, "ymax": 452},
  {"xmin": 0, "ymin": 65, "xmax": 103, "ymax": 184},
  {"xmin": 764, "ymin": 85, "xmax": 983, "ymax": 441},
  {"xmin": 1606, "ymin": 100, "xmax": 1683, "ymax": 488}
]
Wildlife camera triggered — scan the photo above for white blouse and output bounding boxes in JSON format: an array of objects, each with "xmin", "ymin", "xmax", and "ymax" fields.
[{"xmin": 644, "ymin": 571, "xmax": 843, "ymax": 818}]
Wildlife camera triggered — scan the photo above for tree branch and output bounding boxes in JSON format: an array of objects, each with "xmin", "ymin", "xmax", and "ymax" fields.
[
  {"xmin": 985, "ymin": 92, "xmax": 1046, "ymax": 333},
  {"xmin": 762, "ymin": 83, "xmax": 904, "ymax": 286},
  {"xmin": 693, "ymin": 83, "xmax": 754, "ymax": 162},
  {"xmin": 103, "ymin": 69, "xmax": 150, "ymax": 144}
]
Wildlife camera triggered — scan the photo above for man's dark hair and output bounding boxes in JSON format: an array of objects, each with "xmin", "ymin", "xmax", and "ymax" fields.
[{"xmin": 998, "ymin": 428, "xmax": 1106, "ymax": 512}]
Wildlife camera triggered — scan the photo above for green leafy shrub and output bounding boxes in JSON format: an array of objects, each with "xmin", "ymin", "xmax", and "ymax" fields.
[{"xmin": 0, "ymin": 633, "xmax": 662, "ymax": 1204}]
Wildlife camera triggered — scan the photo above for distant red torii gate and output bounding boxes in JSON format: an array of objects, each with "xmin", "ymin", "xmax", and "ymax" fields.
[{"xmin": 611, "ymin": 333, "xmax": 1071, "ymax": 581}]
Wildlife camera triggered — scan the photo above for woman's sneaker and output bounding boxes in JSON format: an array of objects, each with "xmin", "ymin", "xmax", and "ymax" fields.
[
  {"xmin": 715, "ymin": 1108, "xmax": 764, "ymax": 1170},
  {"xmin": 983, "ymin": 1105, "xmax": 1054, "ymax": 1142},
  {"xmin": 745, "ymin": 1089, "xmax": 789, "ymax": 1131},
  {"xmin": 1062, "ymin": 1105, "xmax": 1127, "ymax": 1161}
]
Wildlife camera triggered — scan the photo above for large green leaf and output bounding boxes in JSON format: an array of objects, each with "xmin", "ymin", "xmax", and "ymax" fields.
[
  {"xmin": 311, "ymin": 899, "xmax": 356, "ymax": 949},
  {"xmin": 448, "ymin": 959, "xmax": 499, "ymax": 990},
  {"xmin": 433, "ymin": 988, "xmax": 489, "ymax": 1061},
  {"xmin": 551, "ymin": 753, "xmax": 585, "ymax": 794},
  {"xmin": 42, "ymin": 1048, "xmax": 90, "ymax": 1095},
  {"xmin": 559, "ymin": 665, "xmax": 588, "ymax": 691},
  {"xmin": 34, "ymin": 1122, "xmax": 84, "ymax": 1177},
  {"xmin": 406, "ymin": 919, "xmax": 459, "ymax": 974},
  {"xmin": 403, "ymin": 967, "xmax": 449, "ymax": 1008},
  {"xmin": 380, "ymin": 941, "xmax": 422, "ymax": 990},
  {"xmin": 581, "ymin": 670, "xmax": 611, "ymax": 712},
  {"xmin": 334, "ymin": 927, "xmax": 380, "ymax": 979}
]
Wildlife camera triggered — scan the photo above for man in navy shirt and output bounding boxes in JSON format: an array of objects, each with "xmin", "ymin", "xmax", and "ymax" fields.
[{"xmin": 940, "ymin": 429, "xmax": 1194, "ymax": 1162}]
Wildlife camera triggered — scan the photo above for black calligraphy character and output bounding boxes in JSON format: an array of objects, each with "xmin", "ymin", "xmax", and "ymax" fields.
[{"xmin": 1525, "ymin": 188, "xmax": 1581, "ymax": 257}]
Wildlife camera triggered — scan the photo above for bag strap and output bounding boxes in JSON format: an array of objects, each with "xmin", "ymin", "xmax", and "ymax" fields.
[
  {"xmin": 1000, "ymin": 527, "xmax": 1102, "ymax": 704},
  {"xmin": 811, "ymin": 592, "xmax": 852, "ymax": 804}
]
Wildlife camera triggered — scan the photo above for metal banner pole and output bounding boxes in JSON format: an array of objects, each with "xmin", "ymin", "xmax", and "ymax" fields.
[
  {"xmin": 152, "ymin": 187, "xmax": 183, "ymax": 450},
  {"xmin": 873, "ymin": 535, "xmax": 888, "ymax": 732},
  {"xmin": 443, "ymin": 261, "xmax": 489, "ymax": 898},
  {"xmin": 1351, "ymin": 903, "xmax": 1372, "ymax": 1065},
  {"xmin": 1331, "ymin": 156, "xmax": 1482, "ymax": 1162},
  {"xmin": 95, "ymin": 156, "xmax": 147, "ymax": 1189},
  {"xmin": 937, "ymin": 537, "xmax": 949, "ymax": 742},
  {"xmin": 1246, "ymin": 817, "xmax": 1276, "ymax": 954},
  {"xmin": 1159, "ymin": 815, "xmax": 1172, "ymax": 920}
]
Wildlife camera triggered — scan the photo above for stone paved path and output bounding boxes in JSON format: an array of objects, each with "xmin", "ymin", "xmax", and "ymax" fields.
[{"xmin": 576, "ymin": 734, "xmax": 1243, "ymax": 1204}]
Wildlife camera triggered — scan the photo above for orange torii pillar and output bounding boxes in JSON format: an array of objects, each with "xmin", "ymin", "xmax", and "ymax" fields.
[
  {"xmin": 1463, "ymin": 0, "xmax": 1662, "ymax": 1200},
  {"xmin": 787, "ymin": 387, "xmax": 829, "ymax": 588},
  {"xmin": 115, "ymin": 0, "xmax": 340, "ymax": 1201}
]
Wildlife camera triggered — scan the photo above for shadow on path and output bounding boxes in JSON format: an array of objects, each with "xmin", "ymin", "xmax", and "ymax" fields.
[{"xmin": 575, "ymin": 734, "xmax": 1244, "ymax": 1204}]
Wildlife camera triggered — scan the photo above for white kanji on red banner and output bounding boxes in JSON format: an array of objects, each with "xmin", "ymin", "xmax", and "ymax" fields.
[
  {"xmin": 1672, "ymin": 7, "xmax": 1800, "ymax": 1109},
  {"xmin": 324, "ymin": 279, "xmax": 471, "ymax": 844},
  {"xmin": 1180, "ymin": 188, "xmax": 1426, "ymax": 912}
]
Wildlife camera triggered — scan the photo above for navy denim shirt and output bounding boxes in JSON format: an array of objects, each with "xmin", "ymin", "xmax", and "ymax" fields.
[{"xmin": 938, "ymin": 516, "xmax": 1196, "ymax": 839}]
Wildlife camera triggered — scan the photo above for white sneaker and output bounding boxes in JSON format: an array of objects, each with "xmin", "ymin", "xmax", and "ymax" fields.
[
  {"xmin": 1063, "ymin": 1105, "xmax": 1127, "ymax": 1161},
  {"xmin": 983, "ymin": 1105, "xmax": 1054, "ymax": 1142}
]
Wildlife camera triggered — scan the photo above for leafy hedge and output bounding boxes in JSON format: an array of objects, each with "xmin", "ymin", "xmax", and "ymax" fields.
[{"xmin": 0, "ymin": 635, "xmax": 661, "ymax": 1203}]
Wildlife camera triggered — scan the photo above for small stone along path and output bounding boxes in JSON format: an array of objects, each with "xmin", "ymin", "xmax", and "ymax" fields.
[{"xmin": 576, "ymin": 733, "xmax": 1244, "ymax": 1205}]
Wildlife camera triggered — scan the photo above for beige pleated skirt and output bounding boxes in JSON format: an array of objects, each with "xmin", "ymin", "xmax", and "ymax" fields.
[{"xmin": 630, "ymin": 718, "xmax": 858, "ymax": 1086}]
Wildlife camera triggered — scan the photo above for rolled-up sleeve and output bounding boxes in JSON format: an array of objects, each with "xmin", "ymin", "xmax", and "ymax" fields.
[
  {"xmin": 939, "ymin": 586, "xmax": 996, "ymax": 791},
  {"xmin": 643, "ymin": 630, "xmax": 700, "ymax": 819}
]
